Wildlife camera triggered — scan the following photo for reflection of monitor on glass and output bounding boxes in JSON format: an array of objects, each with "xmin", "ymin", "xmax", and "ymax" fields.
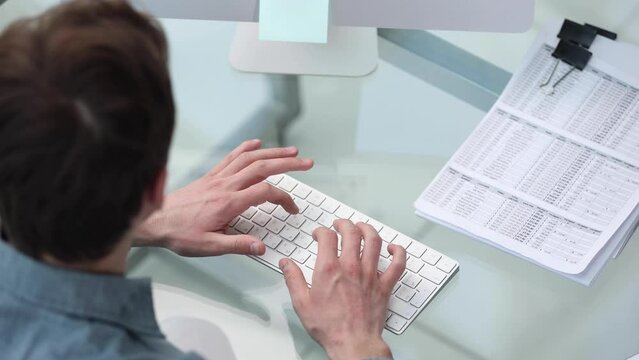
[{"xmin": 132, "ymin": 0, "xmax": 535, "ymax": 76}]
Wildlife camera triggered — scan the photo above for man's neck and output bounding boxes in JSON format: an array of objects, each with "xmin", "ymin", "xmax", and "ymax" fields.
[{"xmin": 41, "ymin": 236, "xmax": 132, "ymax": 275}]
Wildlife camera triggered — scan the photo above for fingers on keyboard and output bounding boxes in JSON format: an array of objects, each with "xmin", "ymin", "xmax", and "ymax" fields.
[{"xmin": 229, "ymin": 175, "xmax": 457, "ymax": 334}]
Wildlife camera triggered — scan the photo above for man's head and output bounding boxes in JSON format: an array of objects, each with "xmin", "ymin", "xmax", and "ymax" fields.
[{"xmin": 0, "ymin": 0, "xmax": 174, "ymax": 262}]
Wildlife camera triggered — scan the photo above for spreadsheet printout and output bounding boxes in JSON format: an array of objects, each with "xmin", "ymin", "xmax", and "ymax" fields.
[
  {"xmin": 502, "ymin": 44, "xmax": 639, "ymax": 164},
  {"xmin": 415, "ymin": 27, "xmax": 639, "ymax": 276}
]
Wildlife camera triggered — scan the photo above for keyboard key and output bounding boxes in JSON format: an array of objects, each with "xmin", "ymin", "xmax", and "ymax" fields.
[
  {"xmin": 407, "ymin": 241, "xmax": 427, "ymax": 258},
  {"xmin": 300, "ymin": 264, "xmax": 314, "ymax": 285},
  {"xmin": 386, "ymin": 314, "xmax": 407, "ymax": 332},
  {"xmin": 305, "ymin": 254, "xmax": 317, "ymax": 269},
  {"xmin": 377, "ymin": 257, "xmax": 391, "ymax": 272},
  {"xmin": 265, "ymin": 219, "xmax": 285, "ymax": 234},
  {"xmin": 258, "ymin": 202, "xmax": 277, "ymax": 214},
  {"xmin": 263, "ymin": 233, "xmax": 281, "ymax": 249},
  {"xmin": 291, "ymin": 248, "xmax": 311, "ymax": 264},
  {"xmin": 320, "ymin": 198, "xmax": 340, "ymax": 213},
  {"xmin": 229, "ymin": 216, "xmax": 240, "ymax": 227},
  {"xmin": 422, "ymin": 249, "xmax": 442, "ymax": 266},
  {"xmin": 379, "ymin": 227, "xmax": 398, "ymax": 242},
  {"xmin": 380, "ymin": 242, "xmax": 391, "ymax": 258},
  {"xmin": 392, "ymin": 282, "xmax": 401, "ymax": 294},
  {"xmin": 272, "ymin": 206, "xmax": 290, "ymax": 221},
  {"xmin": 235, "ymin": 219, "xmax": 254, "ymax": 234},
  {"xmin": 388, "ymin": 297, "xmax": 417, "ymax": 320},
  {"xmin": 292, "ymin": 184, "xmax": 312, "ymax": 199},
  {"xmin": 276, "ymin": 240, "xmax": 296, "ymax": 256},
  {"xmin": 416, "ymin": 279, "xmax": 437, "ymax": 298},
  {"xmin": 308, "ymin": 241, "xmax": 318, "ymax": 254},
  {"xmin": 303, "ymin": 206, "xmax": 322, "ymax": 221},
  {"xmin": 410, "ymin": 290, "xmax": 431, "ymax": 308},
  {"xmin": 257, "ymin": 247, "xmax": 285, "ymax": 266},
  {"xmin": 436, "ymin": 256, "xmax": 457, "ymax": 273},
  {"xmin": 350, "ymin": 212, "xmax": 369, "ymax": 224},
  {"xmin": 419, "ymin": 266, "xmax": 446, "ymax": 285},
  {"xmin": 241, "ymin": 207, "xmax": 257, "ymax": 219},
  {"xmin": 266, "ymin": 174, "xmax": 283, "ymax": 185},
  {"xmin": 405, "ymin": 256, "xmax": 424, "ymax": 273},
  {"xmin": 301, "ymin": 220, "xmax": 322, "ymax": 235},
  {"xmin": 336, "ymin": 234, "xmax": 344, "ymax": 250},
  {"xmin": 367, "ymin": 219, "xmax": 384, "ymax": 233},
  {"xmin": 280, "ymin": 225, "xmax": 300, "ymax": 241},
  {"xmin": 307, "ymin": 192, "xmax": 326, "ymax": 206},
  {"xmin": 248, "ymin": 226, "xmax": 268, "ymax": 240},
  {"xmin": 252, "ymin": 211, "xmax": 272, "ymax": 227},
  {"xmin": 334, "ymin": 205, "xmax": 354, "ymax": 219},
  {"xmin": 401, "ymin": 271, "xmax": 422, "ymax": 289},
  {"xmin": 392, "ymin": 234, "xmax": 412, "ymax": 249},
  {"xmin": 278, "ymin": 177, "xmax": 298, "ymax": 192},
  {"xmin": 226, "ymin": 227, "xmax": 240, "ymax": 235},
  {"xmin": 395, "ymin": 285, "xmax": 416, "ymax": 302},
  {"xmin": 317, "ymin": 212, "xmax": 337, "ymax": 228},
  {"xmin": 294, "ymin": 233, "xmax": 313, "ymax": 248},
  {"xmin": 293, "ymin": 198, "xmax": 309, "ymax": 213},
  {"xmin": 286, "ymin": 214, "xmax": 306, "ymax": 229}
]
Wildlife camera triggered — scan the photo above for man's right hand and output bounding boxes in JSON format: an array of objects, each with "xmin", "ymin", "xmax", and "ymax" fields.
[
  {"xmin": 279, "ymin": 220, "xmax": 407, "ymax": 360},
  {"xmin": 135, "ymin": 139, "xmax": 313, "ymax": 257}
]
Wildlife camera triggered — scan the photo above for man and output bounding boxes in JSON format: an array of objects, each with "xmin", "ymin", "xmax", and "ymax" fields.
[{"xmin": 0, "ymin": 1, "xmax": 406, "ymax": 359}]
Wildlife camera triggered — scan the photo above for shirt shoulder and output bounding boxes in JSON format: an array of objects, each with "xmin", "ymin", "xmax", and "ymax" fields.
[
  {"xmin": 0, "ymin": 292, "xmax": 200, "ymax": 360},
  {"xmin": 0, "ymin": 241, "xmax": 203, "ymax": 360}
]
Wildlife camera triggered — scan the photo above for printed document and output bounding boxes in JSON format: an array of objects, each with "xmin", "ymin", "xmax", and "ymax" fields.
[{"xmin": 415, "ymin": 22, "xmax": 639, "ymax": 284}]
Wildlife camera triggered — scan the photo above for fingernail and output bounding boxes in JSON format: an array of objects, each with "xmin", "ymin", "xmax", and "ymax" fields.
[
  {"xmin": 250, "ymin": 242, "xmax": 262, "ymax": 255},
  {"xmin": 278, "ymin": 258, "xmax": 288, "ymax": 271}
]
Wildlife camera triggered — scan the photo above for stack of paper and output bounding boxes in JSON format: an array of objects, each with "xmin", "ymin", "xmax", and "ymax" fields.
[{"xmin": 414, "ymin": 22, "xmax": 639, "ymax": 286}]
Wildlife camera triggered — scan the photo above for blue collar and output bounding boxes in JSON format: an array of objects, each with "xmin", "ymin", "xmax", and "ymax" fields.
[{"xmin": 0, "ymin": 240, "xmax": 162, "ymax": 336}]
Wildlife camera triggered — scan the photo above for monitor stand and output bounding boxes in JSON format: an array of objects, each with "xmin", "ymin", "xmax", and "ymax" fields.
[{"xmin": 229, "ymin": 23, "xmax": 378, "ymax": 77}]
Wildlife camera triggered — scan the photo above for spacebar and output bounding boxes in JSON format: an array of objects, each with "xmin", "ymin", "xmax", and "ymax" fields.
[{"xmin": 257, "ymin": 247, "xmax": 286, "ymax": 270}]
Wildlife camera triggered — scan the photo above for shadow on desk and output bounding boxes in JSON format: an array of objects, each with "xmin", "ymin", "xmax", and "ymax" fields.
[{"xmin": 129, "ymin": 248, "xmax": 274, "ymax": 324}]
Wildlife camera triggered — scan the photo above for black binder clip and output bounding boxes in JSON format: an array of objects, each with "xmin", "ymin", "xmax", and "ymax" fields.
[
  {"xmin": 539, "ymin": 19, "xmax": 617, "ymax": 96},
  {"xmin": 584, "ymin": 23, "xmax": 618, "ymax": 41},
  {"xmin": 539, "ymin": 40, "xmax": 592, "ymax": 95}
]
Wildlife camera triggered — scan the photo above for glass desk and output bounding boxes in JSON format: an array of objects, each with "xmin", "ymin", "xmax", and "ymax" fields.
[
  {"xmin": 131, "ymin": 16, "xmax": 639, "ymax": 360},
  {"xmin": 1, "ymin": 0, "xmax": 637, "ymax": 359}
]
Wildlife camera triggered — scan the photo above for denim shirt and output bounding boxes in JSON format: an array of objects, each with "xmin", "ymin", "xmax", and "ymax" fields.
[{"xmin": 0, "ymin": 240, "xmax": 200, "ymax": 360}]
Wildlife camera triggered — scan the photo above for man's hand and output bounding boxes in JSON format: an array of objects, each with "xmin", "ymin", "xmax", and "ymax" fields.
[
  {"xmin": 280, "ymin": 220, "xmax": 407, "ymax": 360},
  {"xmin": 135, "ymin": 139, "xmax": 313, "ymax": 256}
]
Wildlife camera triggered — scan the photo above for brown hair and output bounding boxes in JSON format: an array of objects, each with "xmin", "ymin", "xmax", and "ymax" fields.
[{"xmin": 0, "ymin": 0, "xmax": 175, "ymax": 261}]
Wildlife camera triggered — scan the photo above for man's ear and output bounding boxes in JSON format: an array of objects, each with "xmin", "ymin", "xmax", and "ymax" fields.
[{"xmin": 146, "ymin": 167, "xmax": 167, "ymax": 211}]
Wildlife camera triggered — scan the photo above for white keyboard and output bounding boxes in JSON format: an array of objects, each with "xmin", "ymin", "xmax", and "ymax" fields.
[{"xmin": 226, "ymin": 174, "xmax": 459, "ymax": 334}]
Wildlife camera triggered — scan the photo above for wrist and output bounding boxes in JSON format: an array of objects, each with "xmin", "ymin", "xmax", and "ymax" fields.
[
  {"xmin": 323, "ymin": 336, "xmax": 392, "ymax": 360},
  {"xmin": 132, "ymin": 211, "xmax": 170, "ymax": 248}
]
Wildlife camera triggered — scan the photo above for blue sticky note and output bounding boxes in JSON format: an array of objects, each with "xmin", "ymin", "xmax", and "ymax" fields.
[{"xmin": 259, "ymin": 0, "xmax": 330, "ymax": 43}]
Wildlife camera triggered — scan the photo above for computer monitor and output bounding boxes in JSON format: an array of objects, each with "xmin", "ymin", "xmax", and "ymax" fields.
[{"xmin": 132, "ymin": 0, "xmax": 535, "ymax": 76}]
